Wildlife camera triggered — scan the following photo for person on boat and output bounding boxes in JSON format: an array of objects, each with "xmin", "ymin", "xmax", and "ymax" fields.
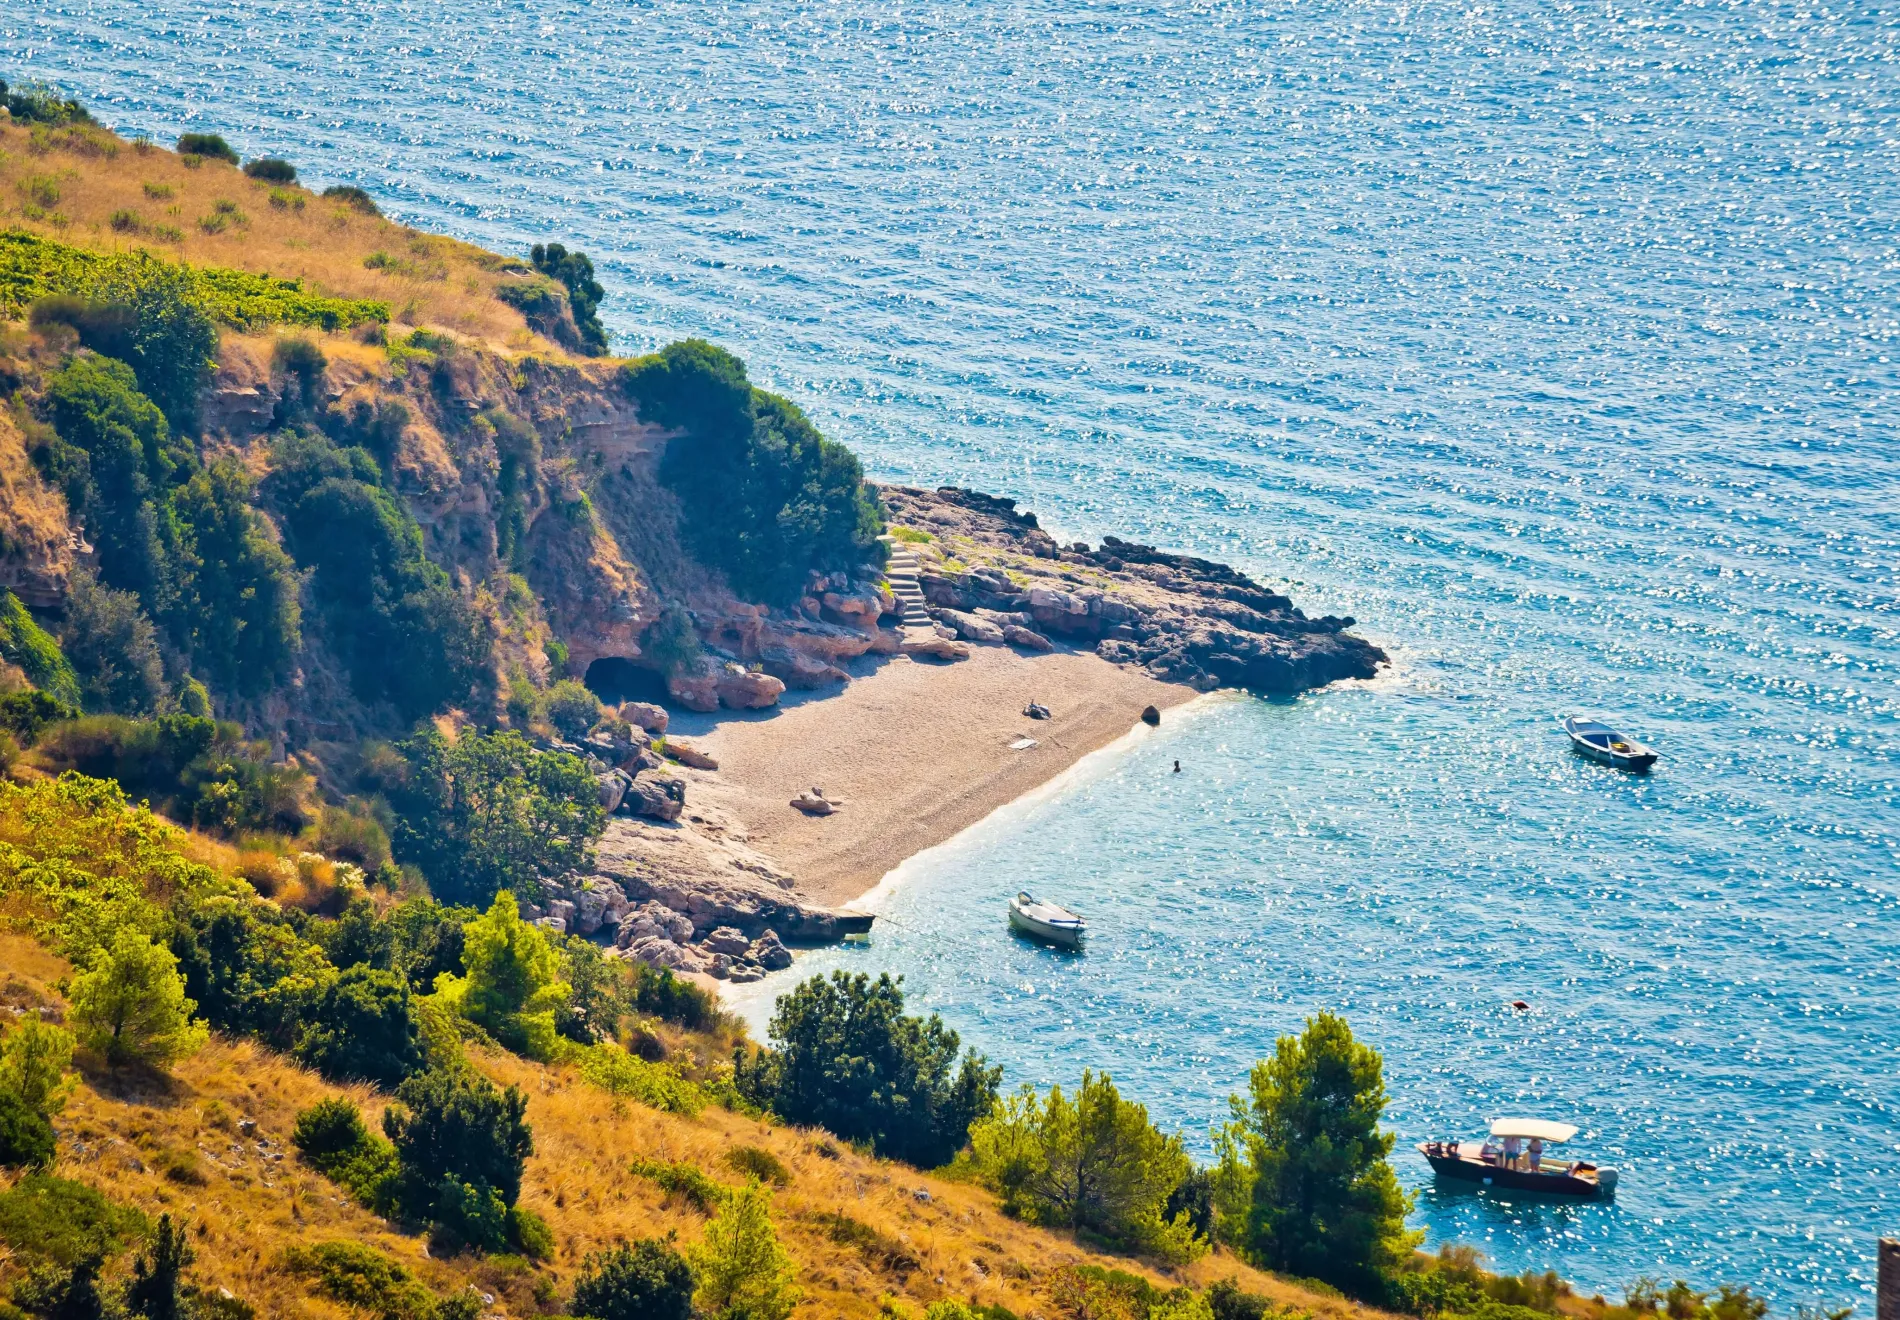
[
  {"xmin": 1501, "ymin": 1134, "xmax": 1522, "ymax": 1169},
  {"xmin": 1527, "ymin": 1136, "xmax": 1544, "ymax": 1171}
]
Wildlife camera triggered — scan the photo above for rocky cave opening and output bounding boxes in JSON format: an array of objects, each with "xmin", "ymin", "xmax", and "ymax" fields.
[{"xmin": 583, "ymin": 656, "xmax": 670, "ymax": 706}]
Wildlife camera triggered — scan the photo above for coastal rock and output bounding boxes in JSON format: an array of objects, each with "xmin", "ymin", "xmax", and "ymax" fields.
[
  {"xmin": 597, "ymin": 771, "xmax": 629, "ymax": 814},
  {"xmin": 668, "ymin": 661, "xmax": 722, "ymax": 713},
  {"xmin": 727, "ymin": 963, "xmax": 766, "ymax": 984},
  {"xmin": 663, "ymin": 740, "xmax": 719, "ymax": 771},
  {"xmin": 591, "ymin": 818, "xmax": 861, "ymax": 944},
  {"xmin": 749, "ymin": 929, "xmax": 793, "ymax": 971},
  {"xmin": 1003, "ymin": 624, "xmax": 1052, "ymax": 651},
  {"xmin": 619, "ymin": 701, "xmax": 669, "ymax": 735},
  {"xmin": 900, "ymin": 632, "xmax": 970, "ymax": 662},
  {"xmin": 622, "ymin": 775, "xmax": 686, "ymax": 822},
  {"xmin": 791, "ymin": 789, "xmax": 837, "ymax": 816},
  {"xmin": 533, "ymin": 916, "xmax": 567, "ymax": 936},
  {"xmin": 760, "ymin": 645, "xmax": 848, "ymax": 690},
  {"xmin": 704, "ymin": 926, "xmax": 752, "ymax": 957},
  {"xmin": 546, "ymin": 899, "xmax": 577, "ymax": 926},
  {"xmin": 715, "ymin": 665, "xmax": 786, "ymax": 710},
  {"xmin": 573, "ymin": 877, "xmax": 632, "ymax": 935},
  {"xmin": 877, "ymin": 485, "xmax": 1386, "ymax": 694},
  {"xmin": 934, "ymin": 608, "xmax": 1006, "ymax": 644},
  {"xmin": 624, "ymin": 935, "xmax": 713, "ymax": 976},
  {"xmin": 615, "ymin": 900, "xmax": 695, "ymax": 948}
]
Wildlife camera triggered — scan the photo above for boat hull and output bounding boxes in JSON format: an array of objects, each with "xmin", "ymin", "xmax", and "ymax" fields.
[
  {"xmin": 1567, "ymin": 736, "xmax": 1657, "ymax": 772},
  {"xmin": 1008, "ymin": 907, "xmax": 1084, "ymax": 948},
  {"xmin": 1419, "ymin": 1145, "xmax": 1611, "ymax": 1199}
]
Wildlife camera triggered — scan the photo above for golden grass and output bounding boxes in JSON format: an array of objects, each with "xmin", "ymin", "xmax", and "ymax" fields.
[
  {"xmin": 0, "ymin": 122, "xmax": 559, "ymax": 352},
  {"xmin": 0, "ymin": 931, "xmax": 1398, "ymax": 1320}
]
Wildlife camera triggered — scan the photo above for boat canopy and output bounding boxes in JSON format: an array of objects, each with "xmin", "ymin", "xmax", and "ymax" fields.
[{"xmin": 1490, "ymin": 1118, "xmax": 1578, "ymax": 1143}]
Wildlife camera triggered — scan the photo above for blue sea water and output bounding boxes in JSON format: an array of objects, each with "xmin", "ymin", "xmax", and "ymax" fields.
[{"xmin": 11, "ymin": 0, "xmax": 1899, "ymax": 1304}]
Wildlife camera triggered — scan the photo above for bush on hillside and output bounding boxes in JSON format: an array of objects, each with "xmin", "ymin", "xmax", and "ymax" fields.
[
  {"xmin": 627, "ymin": 340, "xmax": 885, "ymax": 604},
  {"xmin": 571, "ymin": 1238, "xmax": 697, "ymax": 1320},
  {"xmin": 434, "ymin": 890, "xmax": 571, "ymax": 1059},
  {"xmin": 57, "ymin": 570, "xmax": 168, "ymax": 715},
  {"xmin": 0, "ymin": 590, "xmax": 81, "ymax": 708},
  {"xmin": 242, "ymin": 157, "xmax": 296, "ymax": 183},
  {"xmin": 0, "ymin": 1020, "xmax": 76, "ymax": 1122},
  {"xmin": 734, "ymin": 970, "xmax": 1000, "ymax": 1168},
  {"xmin": 175, "ymin": 132, "xmax": 238, "ymax": 164},
  {"xmin": 544, "ymin": 677, "xmax": 601, "ymax": 738},
  {"xmin": 0, "ymin": 689, "xmax": 77, "ymax": 745},
  {"xmin": 385, "ymin": 727, "xmax": 603, "ymax": 907},
  {"xmin": 381, "ymin": 1067, "xmax": 536, "ymax": 1253},
  {"xmin": 0, "ymin": 1172, "xmax": 148, "ymax": 1266},
  {"xmin": 687, "ymin": 1180, "xmax": 800, "ymax": 1320},
  {"xmin": 291, "ymin": 1097, "xmax": 399, "ymax": 1209},
  {"xmin": 167, "ymin": 460, "xmax": 302, "ymax": 696},
  {"xmin": 529, "ymin": 242, "xmax": 608, "ymax": 356},
  {"xmin": 321, "ymin": 184, "xmax": 381, "ymax": 216},
  {"xmin": 630, "ymin": 961, "xmax": 720, "ymax": 1031},
  {"xmin": 0, "ymin": 78, "xmax": 93, "ymax": 126},
  {"xmin": 68, "ymin": 927, "xmax": 208, "ymax": 1069},
  {"xmin": 268, "ymin": 431, "xmax": 492, "ymax": 719},
  {"xmin": 1213, "ymin": 1012, "xmax": 1417, "ymax": 1293},
  {"xmin": 293, "ymin": 965, "xmax": 424, "ymax": 1089},
  {"xmin": 84, "ymin": 251, "xmax": 221, "ymax": 432},
  {"xmin": 283, "ymin": 1240, "xmax": 480, "ymax": 1320},
  {"xmin": 37, "ymin": 713, "xmax": 308, "ymax": 834},
  {"xmin": 0, "ymin": 1091, "xmax": 56, "ymax": 1169},
  {"xmin": 968, "ymin": 1070, "xmax": 1203, "ymax": 1262}
]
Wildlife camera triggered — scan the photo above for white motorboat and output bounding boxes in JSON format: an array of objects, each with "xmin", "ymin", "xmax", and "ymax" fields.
[
  {"xmin": 1563, "ymin": 715, "xmax": 1657, "ymax": 772},
  {"xmin": 1008, "ymin": 892, "xmax": 1086, "ymax": 948},
  {"xmin": 1420, "ymin": 1117, "xmax": 1619, "ymax": 1199}
]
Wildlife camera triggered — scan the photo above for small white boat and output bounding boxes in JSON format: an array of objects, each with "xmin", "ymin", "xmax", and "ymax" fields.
[
  {"xmin": 1008, "ymin": 892, "xmax": 1086, "ymax": 948},
  {"xmin": 1563, "ymin": 715, "xmax": 1657, "ymax": 772}
]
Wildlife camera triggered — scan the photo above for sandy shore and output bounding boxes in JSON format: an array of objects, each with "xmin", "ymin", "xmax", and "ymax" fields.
[{"xmin": 665, "ymin": 646, "xmax": 1197, "ymax": 908}]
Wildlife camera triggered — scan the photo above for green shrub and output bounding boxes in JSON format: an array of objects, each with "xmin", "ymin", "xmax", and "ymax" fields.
[
  {"xmin": 0, "ymin": 590, "xmax": 81, "ymax": 708},
  {"xmin": 385, "ymin": 729, "xmax": 602, "ymax": 908},
  {"xmin": 507, "ymin": 1204, "xmax": 554, "ymax": 1260},
  {"xmin": 57, "ymin": 571, "xmax": 167, "ymax": 715},
  {"xmin": 571, "ymin": 1238, "xmax": 697, "ymax": 1320},
  {"xmin": 968, "ymin": 1070, "xmax": 1202, "ymax": 1262},
  {"xmin": 267, "ymin": 432, "xmax": 491, "ymax": 719},
  {"xmin": 687, "ymin": 1180, "xmax": 800, "ymax": 1320},
  {"xmin": 0, "ymin": 1091, "xmax": 56, "ymax": 1169},
  {"xmin": 317, "ymin": 801, "xmax": 393, "ymax": 870},
  {"xmin": 529, "ymin": 242, "xmax": 607, "ymax": 356},
  {"xmin": 434, "ymin": 891, "xmax": 571, "ymax": 1059},
  {"xmin": 382, "ymin": 1067, "xmax": 534, "ymax": 1242},
  {"xmin": 0, "ymin": 1019, "xmax": 77, "ymax": 1117},
  {"xmin": 545, "ymin": 677, "xmax": 602, "ymax": 738},
  {"xmin": 734, "ymin": 970, "xmax": 999, "ymax": 1168},
  {"xmin": 630, "ymin": 962, "xmax": 720, "ymax": 1031},
  {"xmin": 176, "ymin": 133, "xmax": 238, "ymax": 164},
  {"xmin": 68, "ymin": 926, "xmax": 208, "ymax": 1068},
  {"xmin": 167, "ymin": 459, "xmax": 302, "ymax": 696},
  {"xmin": 242, "ymin": 157, "xmax": 295, "ymax": 183},
  {"xmin": 629, "ymin": 340, "xmax": 884, "ymax": 604},
  {"xmin": 1213, "ymin": 1012, "xmax": 1417, "ymax": 1292},
  {"xmin": 724, "ymin": 1145, "xmax": 790, "ymax": 1188},
  {"xmin": 123, "ymin": 1212, "xmax": 194, "ymax": 1320},
  {"xmin": 36, "ymin": 713, "xmax": 308, "ymax": 834},
  {"xmin": 9, "ymin": 1255, "xmax": 114, "ymax": 1319},
  {"xmin": 580, "ymin": 1046, "xmax": 705, "ymax": 1116},
  {"xmin": 639, "ymin": 605, "xmax": 701, "ymax": 678},
  {"xmin": 629, "ymin": 1158, "xmax": 727, "ymax": 1215},
  {"xmin": 1, "ymin": 79, "xmax": 93, "ymax": 126},
  {"xmin": 293, "ymin": 966, "xmax": 424, "ymax": 1090},
  {"xmin": 291, "ymin": 1096, "xmax": 399, "ymax": 1209},
  {"xmin": 321, "ymin": 184, "xmax": 381, "ymax": 216},
  {"xmin": 0, "ymin": 1173, "xmax": 148, "ymax": 1265},
  {"xmin": 282, "ymin": 1240, "xmax": 457, "ymax": 1320},
  {"xmin": 0, "ymin": 688, "xmax": 77, "ymax": 745}
]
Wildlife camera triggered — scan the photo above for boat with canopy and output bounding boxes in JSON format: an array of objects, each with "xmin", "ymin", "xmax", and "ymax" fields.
[{"xmin": 1419, "ymin": 1118, "xmax": 1618, "ymax": 1199}]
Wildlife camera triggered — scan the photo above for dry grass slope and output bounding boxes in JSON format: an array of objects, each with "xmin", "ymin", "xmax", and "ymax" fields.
[
  {"xmin": 0, "ymin": 932, "xmax": 1395, "ymax": 1320},
  {"xmin": 0, "ymin": 121, "xmax": 551, "ymax": 350}
]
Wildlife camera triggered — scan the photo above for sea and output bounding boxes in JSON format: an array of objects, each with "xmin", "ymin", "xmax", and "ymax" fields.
[{"xmin": 10, "ymin": 0, "xmax": 1897, "ymax": 1306}]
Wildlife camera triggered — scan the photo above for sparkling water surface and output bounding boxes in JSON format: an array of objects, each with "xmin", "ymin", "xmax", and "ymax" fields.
[{"xmin": 11, "ymin": 0, "xmax": 1898, "ymax": 1304}]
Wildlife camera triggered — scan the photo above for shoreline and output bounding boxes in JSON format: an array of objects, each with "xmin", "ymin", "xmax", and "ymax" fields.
[{"xmin": 666, "ymin": 643, "xmax": 1201, "ymax": 912}]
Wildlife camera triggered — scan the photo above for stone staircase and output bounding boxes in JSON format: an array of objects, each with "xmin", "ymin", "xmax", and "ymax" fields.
[{"xmin": 881, "ymin": 540, "xmax": 935, "ymax": 631}]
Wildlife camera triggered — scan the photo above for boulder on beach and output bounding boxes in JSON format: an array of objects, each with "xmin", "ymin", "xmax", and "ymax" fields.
[
  {"xmin": 791, "ymin": 787, "xmax": 838, "ymax": 816},
  {"xmin": 1003, "ymin": 624, "xmax": 1053, "ymax": 651},
  {"xmin": 620, "ymin": 701, "xmax": 669, "ymax": 734},
  {"xmin": 1141, "ymin": 704, "xmax": 1161, "ymax": 726},
  {"xmin": 665, "ymin": 740, "xmax": 720, "ymax": 771},
  {"xmin": 749, "ymin": 929, "xmax": 793, "ymax": 971},
  {"xmin": 703, "ymin": 925, "xmax": 752, "ymax": 956},
  {"xmin": 622, "ymin": 775, "xmax": 686, "ymax": 822}
]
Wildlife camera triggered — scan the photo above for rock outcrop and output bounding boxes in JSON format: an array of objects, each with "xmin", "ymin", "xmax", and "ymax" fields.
[{"xmin": 878, "ymin": 485, "xmax": 1385, "ymax": 694}]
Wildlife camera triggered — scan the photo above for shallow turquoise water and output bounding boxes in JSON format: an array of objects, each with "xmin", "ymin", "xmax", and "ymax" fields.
[{"xmin": 12, "ymin": 0, "xmax": 1898, "ymax": 1303}]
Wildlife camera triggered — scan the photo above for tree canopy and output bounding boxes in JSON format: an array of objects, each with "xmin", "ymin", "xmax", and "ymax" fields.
[
  {"xmin": 735, "ymin": 971, "xmax": 1000, "ymax": 1168},
  {"xmin": 1214, "ymin": 1012, "xmax": 1417, "ymax": 1290}
]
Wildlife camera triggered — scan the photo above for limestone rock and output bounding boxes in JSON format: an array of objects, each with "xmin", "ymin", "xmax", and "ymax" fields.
[
  {"xmin": 624, "ymin": 935, "xmax": 713, "ymax": 976},
  {"xmin": 791, "ymin": 789, "xmax": 837, "ymax": 816},
  {"xmin": 597, "ymin": 771, "xmax": 629, "ymax": 814},
  {"xmin": 573, "ymin": 877, "xmax": 632, "ymax": 935},
  {"xmin": 622, "ymin": 775, "xmax": 685, "ymax": 822},
  {"xmin": 760, "ymin": 645, "xmax": 849, "ymax": 690},
  {"xmin": 935, "ymin": 608, "xmax": 1005, "ymax": 644},
  {"xmin": 664, "ymin": 740, "xmax": 719, "ymax": 771},
  {"xmin": 532, "ymin": 916, "xmax": 567, "ymax": 936},
  {"xmin": 727, "ymin": 963, "xmax": 766, "ymax": 984},
  {"xmin": 546, "ymin": 899, "xmax": 577, "ymax": 926},
  {"xmin": 900, "ymin": 632, "xmax": 970, "ymax": 662},
  {"xmin": 715, "ymin": 665, "xmax": 786, "ymax": 710},
  {"xmin": 704, "ymin": 926, "xmax": 752, "ymax": 957},
  {"xmin": 668, "ymin": 661, "xmax": 721, "ymax": 712},
  {"xmin": 749, "ymin": 929, "xmax": 793, "ymax": 971},
  {"xmin": 1003, "ymin": 624, "xmax": 1053, "ymax": 651},
  {"xmin": 620, "ymin": 701, "xmax": 670, "ymax": 735}
]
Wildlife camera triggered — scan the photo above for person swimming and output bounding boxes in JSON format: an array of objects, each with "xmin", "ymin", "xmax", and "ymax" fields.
[{"xmin": 1173, "ymin": 760, "xmax": 1181, "ymax": 773}]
